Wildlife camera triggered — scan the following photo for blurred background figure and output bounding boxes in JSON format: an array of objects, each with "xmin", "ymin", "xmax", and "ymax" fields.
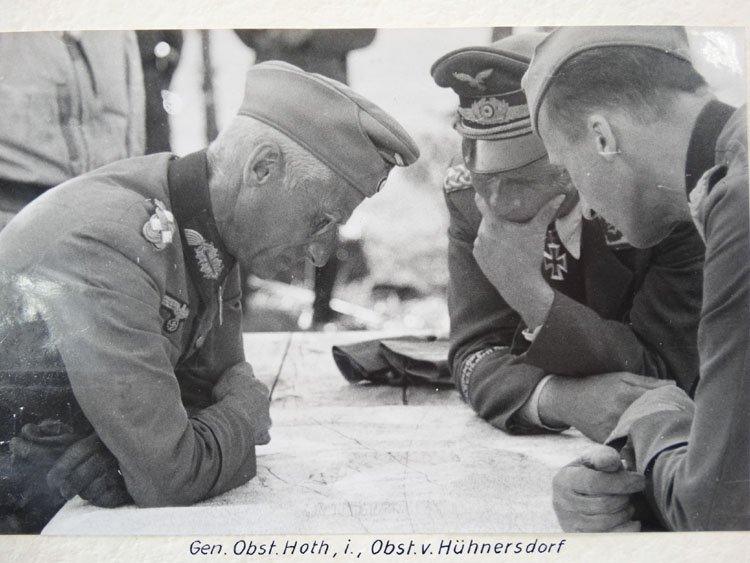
[
  {"xmin": 0, "ymin": 31, "xmax": 145, "ymax": 230},
  {"xmin": 136, "ymin": 30, "xmax": 184, "ymax": 154},
  {"xmin": 234, "ymin": 29, "xmax": 376, "ymax": 329}
]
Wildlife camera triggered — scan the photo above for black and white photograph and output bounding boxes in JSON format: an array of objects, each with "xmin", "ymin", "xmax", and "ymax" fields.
[{"xmin": 0, "ymin": 20, "xmax": 747, "ymax": 546}]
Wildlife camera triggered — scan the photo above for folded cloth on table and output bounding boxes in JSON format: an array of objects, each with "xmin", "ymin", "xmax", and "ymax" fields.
[{"xmin": 332, "ymin": 336, "xmax": 452, "ymax": 387}]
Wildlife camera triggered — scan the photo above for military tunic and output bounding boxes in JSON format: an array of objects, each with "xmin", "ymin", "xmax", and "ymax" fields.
[
  {"xmin": 0, "ymin": 151, "xmax": 262, "ymax": 508},
  {"xmin": 444, "ymin": 163, "xmax": 705, "ymax": 433},
  {"xmin": 610, "ymin": 102, "xmax": 750, "ymax": 530}
]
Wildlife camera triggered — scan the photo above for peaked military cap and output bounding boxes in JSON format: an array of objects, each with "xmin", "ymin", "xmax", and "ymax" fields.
[
  {"xmin": 523, "ymin": 26, "xmax": 692, "ymax": 132},
  {"xmin": 431, "ymin": 32, "xmax": 548, "ymax": 173},
  {"xmin": 238, "ymin": 61, "xmax": 420, "ymax": 198}
]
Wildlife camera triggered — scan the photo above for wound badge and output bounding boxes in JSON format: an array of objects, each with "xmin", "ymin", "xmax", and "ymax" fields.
[
  {"xmin": 142, "ymin": 199, "xmax": 176, "ymax": 251},
  {"xmin": 160, "ymin": 294, "xmax": 189, "ymax": 334},
  {"xmin": 184, "ymin": 229, "xmax": 223, "ymax": 280}
]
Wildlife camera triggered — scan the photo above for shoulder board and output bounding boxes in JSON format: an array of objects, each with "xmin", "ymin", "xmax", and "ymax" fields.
[{"xmin": 443, "ymin": 163, "xmax": 473, "ymax": 194}]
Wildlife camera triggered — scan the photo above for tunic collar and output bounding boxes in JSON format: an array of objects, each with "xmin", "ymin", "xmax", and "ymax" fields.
[
  {"xmin": 167, "ymin": 150, "xmax": 236, "ymax": 307},
  {"xmin": 684, "ymin": 99, "xmax": 736, "ymax": 193},
  {"xmin": 555, "ymin": 200, "xmax": 582, "ymax": 260}
]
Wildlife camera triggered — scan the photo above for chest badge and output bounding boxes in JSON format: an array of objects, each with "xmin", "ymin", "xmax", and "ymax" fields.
[
  {"xmin": 160, "ymin": 294, "xmax": 189, "ymax": 334},
  {"xmin": 184, "ymin": 229, "xmax": 223, "ymax": 280},
  {"xmin": 142, "ymin": 199, "xmax": 176, "ymax": 251},
  {"xmin": 544, "ymin": 230, "xmax": 568, "ymax": 281}
]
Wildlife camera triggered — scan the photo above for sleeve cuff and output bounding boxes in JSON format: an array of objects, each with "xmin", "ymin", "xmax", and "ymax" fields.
[
  {"xmin": 522, "ymin": 324, "xmax": 543, "ymax": 343},
  {"xmin": 521, "ymin": 374, "xmax": 569, "ymax": 432},
  {"xmin": 457, "ymin": 346, "xmax": 507, "ymax": 399}
]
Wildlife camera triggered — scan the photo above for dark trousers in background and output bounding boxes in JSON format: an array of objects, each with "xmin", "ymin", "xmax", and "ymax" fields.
[
  {"xmin": 312, "ymin": 248, "xmax": 340, "ymax": 325},
  {"xmin": 0, "ymin": 181, "xmax": 52, "ymax": 232}
]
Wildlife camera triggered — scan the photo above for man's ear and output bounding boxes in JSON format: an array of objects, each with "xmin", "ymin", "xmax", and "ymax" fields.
[
  {"xmin": 242, "ymin": 142, "xmax": 283, "ymax": 188},
  {"xmin": 587, "ymin": 114, "xmax": 620, "ymax": 161}
]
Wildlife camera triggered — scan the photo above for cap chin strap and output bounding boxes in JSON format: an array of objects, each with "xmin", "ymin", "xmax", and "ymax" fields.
[{"xmin": 463, "ymin": 134, "xmax": 547, "ymax": 174}]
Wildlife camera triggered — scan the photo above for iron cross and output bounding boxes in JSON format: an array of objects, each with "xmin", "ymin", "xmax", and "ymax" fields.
[{"xmin": 544, "ymin": 241, "xmax": 568, "ymax": 281}]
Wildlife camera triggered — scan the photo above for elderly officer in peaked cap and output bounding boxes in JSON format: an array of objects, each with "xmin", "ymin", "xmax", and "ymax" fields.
[
  {"xmin": 0, "ymin": 61, "xmax": 419, "ymax": 532},
  {"xmin": 430, "ymin": 33, "xmax": 702, "ymax": 443},
  {"xmin": 523, "ymin": 26, "xmax": 748, "ymax": 531}
]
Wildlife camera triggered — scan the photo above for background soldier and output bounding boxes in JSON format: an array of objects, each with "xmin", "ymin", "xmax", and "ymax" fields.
[{"xmin": 0, "ymin": 31, "xmax": 145, "ymax": 231}]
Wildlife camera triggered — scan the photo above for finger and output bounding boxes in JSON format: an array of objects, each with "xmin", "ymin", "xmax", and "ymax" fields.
[
  {"xmin": 573, "ymin": 493, "xmax": 633, "ymax": 516},
  {"xmin": 475, "ymin": 219, "xmax": 493, "ymax": 246},
  {"xmin": 571, "ymin": 467, "xmax": 646, "ymax": 496},
  {"xmin": 79, "ymin": 472, "xmax": 129, "ymax": 507},
  {"xmin": 91, "ymin": 485, "xmax": 132, "ymax": 508},
  {"xmin": 609, "ymin": 520, "xmax": 642, "ymax": 533},
  {"xmin": 47, "ymin": 435, "xmax": 101, "ymax": 491},
  {"xmin": 28, "ymin": 420, "xmax": 73, "ymax": 438},
  {"xmin": 474, "ymin": 192, "xmax": 492, "ymax": 217},
  {"xmin": 54, "ymin": 451, "xmax": 114, "ymax": 500},
  {"xmin": 573, "ymin": 504, "xmax": 636, "ymax": 533},
  {"xmin": 8, "ymin": 436, "xmax": 42, "ymax": 463},
  {"xmin": 556, "ymin": 503, "xmax": 635, "ymax": 533},
  {"xmin": 573, "ymin": 445, "xmax": 623, "ymax": 472},
  {"xmin": 531, "ymin": 194, "xmax": 565, "ymax": 229},
  {"xmin": 77, "ymin": 473, "xmax": 111, "ymax": 503},
  {"xmin": 19, "ymin": 422, "xmax": 78, "ymax": 448}
]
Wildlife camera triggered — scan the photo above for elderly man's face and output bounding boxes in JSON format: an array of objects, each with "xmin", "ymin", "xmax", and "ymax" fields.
[
  {"xmin": 537, "ymin": 103, "xmax": 688, "ymax": 248},
  {"xmin": 469, "ymin": 155, "xmax": 575, "ymax": 223},
  {"xmin": 231, "ymin": 155, "xmax": 364, "ymax": 277}
]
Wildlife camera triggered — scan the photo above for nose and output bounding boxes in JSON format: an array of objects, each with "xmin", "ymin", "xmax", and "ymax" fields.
[{"xmin": 306, "ymin": 231, "xmax": 337, "ymax": 267}]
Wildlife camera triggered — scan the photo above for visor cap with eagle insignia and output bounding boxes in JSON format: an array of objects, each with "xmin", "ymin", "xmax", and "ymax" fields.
[
  {"xmin": 238, "ymin": 61, "xmax": 420, "ymax": 198},
  {"xmin": 431, "ymin": 32, "xmax": 549, "ymax": 173}
]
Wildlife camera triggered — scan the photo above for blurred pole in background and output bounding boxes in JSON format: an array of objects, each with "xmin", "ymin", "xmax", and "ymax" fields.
[
  {"xmin": 201, "ymin": 30, "xmax": 219, "ymax": 143},
  {"xmin": 136, "ymin": 31, "xmax": 183, "ymax": 154}
]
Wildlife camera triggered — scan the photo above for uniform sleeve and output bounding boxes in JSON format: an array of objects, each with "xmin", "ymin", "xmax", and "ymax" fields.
[
  {"xmin": 524, "ymin": 221, "xmax": 703, "ymax": 393},
  {"xmin": 41, "ymin": 221, "xmax": 257, "ymax": 507},
  {"xmin": 444, "ymin": 188, "xmax": 549, "ymax": 433},
  {"xmin": 625, "ymin": 166, "xmax": 750, "ymax": 530},
  {"xmin": 123, "ymin": 31, "xmax": 146, "ymax": 158}
]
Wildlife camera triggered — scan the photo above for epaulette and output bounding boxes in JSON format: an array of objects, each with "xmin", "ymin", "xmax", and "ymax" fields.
[{"xmin": 443, "ymin": 163, "xmax": 473, "ymax": 194}]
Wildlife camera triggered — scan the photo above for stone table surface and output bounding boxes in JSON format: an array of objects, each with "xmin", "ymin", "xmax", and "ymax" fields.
[{"xmin": 44, "ymin": 331, "xmax": 591, "ymax": 535}]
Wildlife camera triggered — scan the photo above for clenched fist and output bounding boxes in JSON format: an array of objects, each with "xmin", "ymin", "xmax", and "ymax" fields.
[
  {"xmin": 553, "ymin": 445, "xmax": 645, "ymax": 532},
  {"xmin": 213, "ymin": 367, "xmax": 272, "ymax": 446}
]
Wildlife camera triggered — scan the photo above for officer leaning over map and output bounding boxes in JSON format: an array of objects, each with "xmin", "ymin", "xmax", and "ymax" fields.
[
  {"xmin": 0, "ymin": 61, "xmax": 419, "ymax": 532},
  {"xmin": 522, "ymin": 25, "xmax": 748, "ymax": 532},
  {"xmin": 430, "ymin": 33, "xmax": 704, "ymax": 441}
]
